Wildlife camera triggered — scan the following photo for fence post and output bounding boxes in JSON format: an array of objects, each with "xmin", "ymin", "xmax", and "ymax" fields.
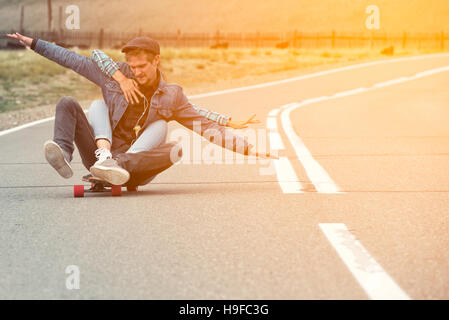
[
  {"xmin": 20, "ymin": 5, "xmax": 25, "ymax": 34},
  {"xmin": 99, "ymin": 28, "xmax": 104, "ymax": 49},
  {"xmin": 332, "ymin": 30, "xmax": 335, "ymax": 49},
  {"xmin": 441, "ymin": 31, "xmax": 444, "ymax": 50},
  {"xmin": 47, "ymin": 0, "xmax": 52, "ymax": 31},
  {"xmin": 293, "ymin": 30, "xmax": 297, "ymax": 48},
  {"xmin": 215, "ymin": 30, "xmax": 220, "ymax": 46},
  {"xmin": 370, "ymin": 31, "xmax": 374, "ymax": 49},
  {"xmin": 176, "ymin": 29, "xmax": 181, "ymax": 47},
  {"xmin": 402, "ymin": 32, "xmax": 407, "ymax": 49}
]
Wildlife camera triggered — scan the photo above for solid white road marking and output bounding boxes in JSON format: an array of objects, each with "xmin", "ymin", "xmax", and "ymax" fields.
[
  {"xmin": 273, "ymin": 157, "xmax": 303, "ymax": 193},
  {"xmin": 280, "ymin": 103, "xmax": 341, "ymax": 193},
  {"xmin": 276, "ymin": 64, "xmax": 449, "ymax": 194},
  {"xmin": 319, "ymin": 223, "xmax": 410, "ymax": 300},
  {"xmin": 0, "ymin": 117, "xmax": 55, "ymax": 137}
]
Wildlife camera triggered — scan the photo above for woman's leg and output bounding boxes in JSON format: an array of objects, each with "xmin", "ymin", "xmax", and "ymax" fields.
[
  {"xmin": 125, "ymin": 120, "xmax": 168, "ymax": 185},
  {"xmin": 126, "ymin": 120, "xmax": 168, "ymax": 154},
  {"xmin": 88, "ymin": 100, "xmax": 112, "ymax": 149}
]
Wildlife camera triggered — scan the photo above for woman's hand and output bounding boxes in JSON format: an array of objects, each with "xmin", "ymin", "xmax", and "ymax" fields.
[
  {"xmin": 112, "ymin": 70, "xmax": 144, "ymax": 104},
  {"xmin": 6, "ymin": 32, "xmax": 33, "ymax": 47},
  {"xmin": 227, "ymin": 114, "xmax": 261, "ymax": 129}
]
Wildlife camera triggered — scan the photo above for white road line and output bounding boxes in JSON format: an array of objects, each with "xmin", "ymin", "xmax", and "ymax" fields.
[
  {"xmin": 319, "ymin": 223, "xmax": 410, "ymax": 300},
  {"xmin": 266, "ymin": 117, "xmax": 278, "ymax": 131},
  {"xmin": 190, "ymin": 53, "xmax": 449, "ymax": 99},
  {"xmin": 266, "ymin": 114, "xmax": 298, "ymax": 193},
  {"xmin": 373, "ymin": 77, "xmax": 408, "ymax": 88},
  {"xmin": 2, "ymin": 54, "xmax": 448, "ymax": 138},
  {"xmin": 333, "ymin": 87, "xmax": 367, "ymax": 98},
  {"xmin": 269, "ymin": 132, "xmax": 285, "ymax": 150},
  {"xmin": 268, "ymin": 109, "xmax": 280, "ymax": 116},
  {"xmin": 280, "ymin": 103, "xmax": 341, "ymax": 193},
  {"xmin": 273, "ymin": 157, "xmax": 303, "ymax": 193},
  {"xmin": 0, "ymin": 117, "xmax": 55, "ymax": 137},
  {"xmin": 277, "ymin": 64, "xmax": 449, "ymax": 194}
]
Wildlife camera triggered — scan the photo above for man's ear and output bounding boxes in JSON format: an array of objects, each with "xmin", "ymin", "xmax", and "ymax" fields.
[{"xmin": 152, "ymin": 55, "xmax": 160, "ymax": 66}]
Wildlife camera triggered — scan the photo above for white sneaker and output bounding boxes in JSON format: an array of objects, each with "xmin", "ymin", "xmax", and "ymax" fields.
[
  {"xmin": 93, "ymin": 148, "xmax": 113, "ymax": 166},
  {"xmin": 90, "ymin": 158, "xmax": 130, "ymax": 185},
  {"xmin": 43, "ymin": 140, "xmax": 73, "ymax": 178}
]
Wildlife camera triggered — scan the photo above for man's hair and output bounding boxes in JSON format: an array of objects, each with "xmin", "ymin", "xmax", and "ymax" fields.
[{"xmin": 125, "ymin": 48, "xmax": 156, "ymax": 62}]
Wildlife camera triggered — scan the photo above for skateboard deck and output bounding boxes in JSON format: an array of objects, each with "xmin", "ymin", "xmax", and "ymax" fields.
[{"xmin": 73, "ymin": 175, "xmax": 138, "ymax": 197}]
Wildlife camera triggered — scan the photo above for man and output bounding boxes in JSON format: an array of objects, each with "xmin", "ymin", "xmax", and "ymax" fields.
[{"xmin": 7, "ymin": 32, "xmax": 272, "ymax": 187}]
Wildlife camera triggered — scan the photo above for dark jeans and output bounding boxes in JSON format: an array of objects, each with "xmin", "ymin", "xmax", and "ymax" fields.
[{"xmin": 53, "ymin": 96, "xmax": 182, "ymax": 186}]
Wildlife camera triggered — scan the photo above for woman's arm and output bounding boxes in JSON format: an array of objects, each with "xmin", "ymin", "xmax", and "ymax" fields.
[{"xmin": 91, "ymin": 49, "xmax": 143, "ymax": 104}]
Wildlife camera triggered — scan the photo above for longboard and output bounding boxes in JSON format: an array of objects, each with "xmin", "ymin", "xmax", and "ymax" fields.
[{"xmin": 73, "ymin": 174, "xmax": 138, "ymax": 198}]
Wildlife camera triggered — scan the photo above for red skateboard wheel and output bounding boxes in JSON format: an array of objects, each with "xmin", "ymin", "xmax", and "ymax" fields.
[
  {"xmin": 111, "ymin": 185, "xmax": 122, "ymax": 196},
  {"xmin": 74, "ymin": 185, "xmax": 84, "ymax": 198}
]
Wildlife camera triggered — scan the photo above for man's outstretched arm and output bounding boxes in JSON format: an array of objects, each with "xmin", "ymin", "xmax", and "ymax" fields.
[
  {"xmin": 173, "ymin": 86, "xmax": 277, "ymax": 158},
  {"xmin": 7, "ymin": 33, "xmax": 108, "ymax": 87}
]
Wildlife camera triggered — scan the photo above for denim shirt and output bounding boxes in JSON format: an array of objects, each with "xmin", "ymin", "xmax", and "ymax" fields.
[
  {"xmin": 33, "ymin": 40, "xmax": 252, "ymax": 155},
  {"xmin": 92, "ymin": 49, "xmax": 230, "ymax": 126}
]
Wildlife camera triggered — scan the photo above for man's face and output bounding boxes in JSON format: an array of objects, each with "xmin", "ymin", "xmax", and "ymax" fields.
[{"xmin": 126, "ymin": 52, "xmax": 160, "ymax": 86}]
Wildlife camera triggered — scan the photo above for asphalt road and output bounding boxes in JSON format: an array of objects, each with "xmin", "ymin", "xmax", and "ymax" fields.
[{"xmin": 1, "ymin": 54, "xmax": 449, "ymax": 299}]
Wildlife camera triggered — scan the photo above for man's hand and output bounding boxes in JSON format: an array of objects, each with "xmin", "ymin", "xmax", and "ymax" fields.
[
  {"xmin": 227, "ymin": 114, "xmax": 261, "ymax": 129},
  {"xmin": 247, "ymin": 147, "xmax": 279, "ymax": 160},
  {"xmin": 6, "ymin": 32, "xmax": 33, "ymax": 47},
  {"xmin": 111, "ymin": 70, "xmax": 144, "ymax": 104}
]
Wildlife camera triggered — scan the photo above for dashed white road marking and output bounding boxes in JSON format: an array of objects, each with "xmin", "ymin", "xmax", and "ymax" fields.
[
  {"xmin": 273, "ymin": 157, "xmax": 303, "ymax": 193},
  {"xmin": 267, "ymin": 115, "xmax": 301, "ymax": 192},
  {"xmin": 266, "ymin": 117, "xmax": 278, "ymax": 130},
  {"xmin": 268, "ymin": 109, "xmax": 280, "ymax": 117},
  {"xmin": 319, "ymin": 223, "xmax": 411, "ymax": 300},
  {"xmin": 268, "ymin": 132, "xmax": 285, "ymax": 150}
]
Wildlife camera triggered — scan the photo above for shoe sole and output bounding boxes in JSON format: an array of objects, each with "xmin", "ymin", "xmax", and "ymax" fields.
[
  {"xmin": 43, "ymin": 141, "xmax": 73, "ymax": 179},
  {"xmin": 90, "ymin": 165, "xmax": 130, "ymax": 186}
]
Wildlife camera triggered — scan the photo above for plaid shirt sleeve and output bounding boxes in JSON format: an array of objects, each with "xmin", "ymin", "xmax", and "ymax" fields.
[
  {"xmin": 91, "ymin": 49, "xmax": 120, "ymax": 77},
  {"xmin": 191, "ymin": 104, "xmax": 230, "ymax": 126}
]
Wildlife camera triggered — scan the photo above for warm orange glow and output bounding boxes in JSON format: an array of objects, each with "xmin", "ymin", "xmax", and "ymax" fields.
[{"xmin": 0, "ymin": 0, "xmax": 448, "ymax": 33}]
